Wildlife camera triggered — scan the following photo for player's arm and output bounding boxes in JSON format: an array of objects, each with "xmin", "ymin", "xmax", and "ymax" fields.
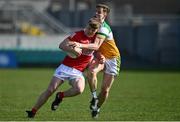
[
  {"xmin": 82, "ymin": 34, "xmax": 105, "ymax": 50},
  {"xmin": 74, "ymin": 34, "xmax": 106, "ymax": 51},
  {"xmin": 59, "ymin": 38, "xmax": 82, "ymax": 56}
]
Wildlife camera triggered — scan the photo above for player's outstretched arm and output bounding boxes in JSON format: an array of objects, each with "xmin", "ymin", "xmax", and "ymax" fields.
[{"xmin": 74, "ymin": 34, "xmax": 106, "ymax": 51}]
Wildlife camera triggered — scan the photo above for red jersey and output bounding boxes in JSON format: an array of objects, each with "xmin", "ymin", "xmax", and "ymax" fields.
[{"xmin": 62, "ymin": 30, "xmax": 95, "ymax": 72}]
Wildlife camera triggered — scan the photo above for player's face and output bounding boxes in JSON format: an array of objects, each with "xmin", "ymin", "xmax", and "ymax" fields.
[
  {"xmin": 95, "ymin": 7, "xmax": 107, "ymax": 21},
  {"xmin": 85, "ymin": 25, "xmax": 98, "ymax": 37}
]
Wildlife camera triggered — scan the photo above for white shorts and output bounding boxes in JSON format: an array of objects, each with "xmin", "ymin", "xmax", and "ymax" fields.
[
  {"xmin": 53, "ymin": 64, "xmax": 84, "ymax": 83},
  {"xmin": 104, "ymin": 56, "xmax": 121, "ymax": 76}
]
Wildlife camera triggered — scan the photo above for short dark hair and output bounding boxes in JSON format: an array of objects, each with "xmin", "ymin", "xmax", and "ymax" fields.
[{"xmin": 96, "ymin": 3, "xmax": 110, "ymax": 13}]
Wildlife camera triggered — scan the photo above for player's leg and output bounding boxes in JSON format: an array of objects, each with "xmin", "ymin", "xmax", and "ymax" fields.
[
  {"xmin": 87, "ymin": 58, "xmax": 104, "ymax": 110},
  {"xmin": 51, "ymin": 76, "xmax": 85, "ymax": 111},
  {"xmin": 26, "ymin": 76, "xmax": 63, "ymax": 118},
  {"xmin": 33, "ymin": 76, "xmax": 63, "ymax": 110},
  {"xmin": 87, "ymin": 59, "xmax": 97, "ymax": 92},
  {"xmin": 64, "ymin": 76, "xmax": 85, "ymax": 97},
  {"xmin": 98, "ymin": 56, "xmax": 120, "ymax": 107},
  {"xmin": 98, "ymin": 73, "xmax": 114, "ymax": 107},
  {"xmin": 88, "ymin": 58, "xmax": 104, "ymax": 92},
  {"xmin": 91, "ymin": 73, "xmax": 114, "ymax": 118},
  {"xmin": 92, "ymin": 57, "xmax": 121, "ymax": 118},
  {"xmin": 52, "ymin": 64, "xmax": 86, "ymax": 111}
]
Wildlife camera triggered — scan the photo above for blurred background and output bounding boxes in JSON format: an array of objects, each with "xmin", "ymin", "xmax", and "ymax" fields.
[{"xmin": 0, "ymin": 0, "xmax": 180, "ymax": 69}]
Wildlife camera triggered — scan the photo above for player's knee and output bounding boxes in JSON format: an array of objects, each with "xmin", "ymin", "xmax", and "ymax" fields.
[
  {"xmin": 88, "ymin": 70, "xmax": 97, "ymax": 78},
  {"xmin": 75, "ymin": 85, "xmax": 84, "ymax": 94},
  {"xmin": 92, "ymin": 70, "xmax": 98, "ymax": 75},
  {"xmin": 88, "ymin": 66, "xmax": 98, "ymax": 74}
]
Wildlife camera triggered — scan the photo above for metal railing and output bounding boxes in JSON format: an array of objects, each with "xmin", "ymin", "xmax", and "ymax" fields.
[{"xmin": 0, "ymin": 2, "xmax": 70, "ymax": 34}]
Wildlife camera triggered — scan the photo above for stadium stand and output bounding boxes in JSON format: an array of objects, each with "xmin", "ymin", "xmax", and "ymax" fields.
[
  {"xmin": 0, "ymin": 0, "xmax": 180, "ymax": 68},
  {"xmin": 0, "ymin": 0, "xmax": 70, "ymax": 67}
]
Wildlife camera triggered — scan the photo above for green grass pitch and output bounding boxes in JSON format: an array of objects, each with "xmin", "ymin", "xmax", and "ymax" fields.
[{"xmin": 0, "ymin": 68, "xmax": 180, "ymax": 121}]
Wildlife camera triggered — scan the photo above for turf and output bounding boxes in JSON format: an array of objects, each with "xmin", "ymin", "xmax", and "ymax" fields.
[{"xmin": 0, "ymin": 68, "xmax": 180, "ymax": 121}]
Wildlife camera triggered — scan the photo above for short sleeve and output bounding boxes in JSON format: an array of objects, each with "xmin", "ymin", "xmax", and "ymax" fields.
[
  {"xmin": 97, "ymin": 27, "xmax": 109, "ymax": 37},
  {"xmin": 67, "ymin": 32, "xmax": 77, "ymax": 42}
]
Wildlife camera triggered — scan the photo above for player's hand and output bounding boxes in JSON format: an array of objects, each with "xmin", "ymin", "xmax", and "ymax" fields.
[
  {"xmin": 67, "ymin": 41, "xmax": 76, "ymax": 49},
  {"xmin": 70, "ymin": 42, "xmax": 82, "ymax": 48},
  {"xmin": 74, "ymin": 47, "xmax": 82, "ymax": 56},
  {"xmin": 95, "ymin": 52, "xmax": 105, "ymax": 64},
  {"xmin": 98, "ymin": 55, "xmax": 105, "ymax": 64}
]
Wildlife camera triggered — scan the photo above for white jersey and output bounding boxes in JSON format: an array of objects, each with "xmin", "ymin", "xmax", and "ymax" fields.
[{"xmin": 97, "ymin": 21, "xmax": 120, "ymax": 59}]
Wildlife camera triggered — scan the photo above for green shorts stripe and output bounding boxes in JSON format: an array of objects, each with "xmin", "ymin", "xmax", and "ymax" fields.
[{"xmin": 104, "ymin": 56, "xmax": 121, "ymax": 76}]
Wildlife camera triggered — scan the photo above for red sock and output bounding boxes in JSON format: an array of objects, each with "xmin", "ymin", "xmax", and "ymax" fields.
[
  {"xmin": 32, "ymin": 108, "xmax": 37, "ymax": 114},
  {"xmin": 58, "ymin": 92, "xmax": 64, "ymax": 99}
]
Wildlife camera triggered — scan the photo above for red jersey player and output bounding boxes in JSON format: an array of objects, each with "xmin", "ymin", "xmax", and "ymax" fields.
[
  {"xmin": 61, "ymin": 30, "xmax": 95, "ymax": 72},
  {"xmin": 26, "ymin": 20, "xmax": 100, "ymax": 118}
]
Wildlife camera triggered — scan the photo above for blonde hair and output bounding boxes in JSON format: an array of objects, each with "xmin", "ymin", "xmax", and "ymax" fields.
[{"xmin": 88, "ymin": 19, "xmax": 101, "ymax": 29}]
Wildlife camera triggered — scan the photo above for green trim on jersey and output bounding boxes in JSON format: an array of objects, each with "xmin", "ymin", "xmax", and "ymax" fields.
[
  {"xmin": 103, "ymin": 21, "xmax": 112, "ymax": 33},
  {"xmin": 96, "ymin": 32, "xmax": 108, "ymax": 37},
  {"xmin": 97, "ymin": 21, "xmax": 113, "ymax": 39}
]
